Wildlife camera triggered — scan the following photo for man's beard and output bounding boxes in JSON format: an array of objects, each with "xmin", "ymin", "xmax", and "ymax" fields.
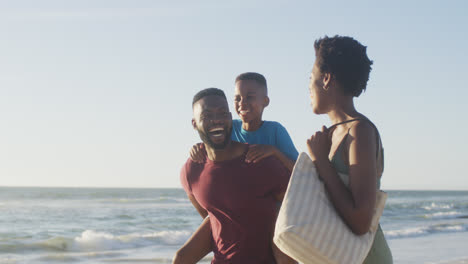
[{"xmin": 197, "ymin": 126, "xmax": 232, "ymax": 150}]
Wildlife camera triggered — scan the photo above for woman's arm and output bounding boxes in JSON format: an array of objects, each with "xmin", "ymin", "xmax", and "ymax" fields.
[{"xmin": 307, "ymin": 122, "xmax": 378, "ymax": 235}]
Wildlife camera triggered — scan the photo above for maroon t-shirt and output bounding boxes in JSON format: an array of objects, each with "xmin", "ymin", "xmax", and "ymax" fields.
[{"xmin": 180, "ymin": 149, "xmax": 290, "ymax": 264}]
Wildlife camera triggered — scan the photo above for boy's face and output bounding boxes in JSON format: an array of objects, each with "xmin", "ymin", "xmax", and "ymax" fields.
[{"xmin": 234, "ymin": 80, "xmax": 269, "ymax": 124}]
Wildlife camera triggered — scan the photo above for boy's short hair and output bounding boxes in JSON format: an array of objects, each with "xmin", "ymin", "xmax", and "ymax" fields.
[
  {"xmin": 192, "ymin": 88, "xmax": 227, "ymax": 107},
  {"xmin": 235, "ymin": 72, "xmax": 268, "ymax": 95},
  {"xmin": 314, "ymin": 35, "xmax": 373, "ymax": 97}
]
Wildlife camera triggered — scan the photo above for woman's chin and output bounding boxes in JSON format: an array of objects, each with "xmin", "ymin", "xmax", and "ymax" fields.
[{"xmin": 311, "ymin": 106, "xmax": 324, "ymax": 115}]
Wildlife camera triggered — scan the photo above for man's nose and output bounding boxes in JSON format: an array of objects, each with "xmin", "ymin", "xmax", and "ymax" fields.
[{"xmin": 210, "ymin": 114, "xmax": 225, "ymax": 122}]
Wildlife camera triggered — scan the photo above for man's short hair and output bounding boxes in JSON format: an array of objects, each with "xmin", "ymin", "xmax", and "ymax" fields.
[
  {"xmin": 314, "ymin": 35, "xmax": 373, "ymax": 97},
  {"xmin": 192, "ymin": 88, "xmax": 227, "ymax": 107},
  {"xmin": 235, "ymin": 72, "xmax": 268, "ymax": 95}
]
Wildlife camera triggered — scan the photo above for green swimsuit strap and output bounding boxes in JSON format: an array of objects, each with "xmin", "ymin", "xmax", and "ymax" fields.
[
  {"xmin": 328, "ymin": 118, "xmax": 384, "ymax": 169},
  {"xmin": 328, "ymin": 118, "xmax": 366, "ymax": 131},
  {"xmin": 328, "ymin": 118, "xmax": 385, "ymax": 191}
]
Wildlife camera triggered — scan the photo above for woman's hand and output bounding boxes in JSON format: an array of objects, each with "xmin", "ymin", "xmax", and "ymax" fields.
[{"xmin": 307, "ymin": 126, "xmax": 331, "ymax": 163}]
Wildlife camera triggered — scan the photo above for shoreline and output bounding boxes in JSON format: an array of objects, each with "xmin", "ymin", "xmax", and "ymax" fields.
[
  {"xmin": 437, "ymin": 259, "xmax": 468, "ymax": 264},
  {"xmin": 388, "ymin": 231, "xmax": 468, "ymax": 264}
]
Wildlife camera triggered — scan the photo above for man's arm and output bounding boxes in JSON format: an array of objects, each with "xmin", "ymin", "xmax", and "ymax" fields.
[
  {"xmin": 269, "ymin": 161, "xmax": 297, "ymax": 264},
  {"xmin": 180, "ymin": 162, "xmax": 208, "ymax": 218},
  {"xmin": 173, "ymin": 216, "xmax": 212, "ymax": 264},
  {"xmin": 272, "ymin": 149, "xmax": 295, "ymax": 172},
  {"xmin": 176, "ymin": 163, "xmax": 213, "ymax": 263},
  {"xmin": 274, "ymin": 191, "xmax": 286, "ymax": 202},
  {"xmin": 188, "ymin": 194, "xmax": 208, "ymax": 218}
]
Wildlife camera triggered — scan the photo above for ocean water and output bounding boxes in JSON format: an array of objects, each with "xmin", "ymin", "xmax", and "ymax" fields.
[{"xmin": 0, "ymin": 187, "xmax": 467, "ymax": 264}]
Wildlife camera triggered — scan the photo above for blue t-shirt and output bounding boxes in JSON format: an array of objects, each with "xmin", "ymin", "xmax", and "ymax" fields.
[{"xmin": 231, "ymin": 119, "xmax": 298, "ymax": 161}]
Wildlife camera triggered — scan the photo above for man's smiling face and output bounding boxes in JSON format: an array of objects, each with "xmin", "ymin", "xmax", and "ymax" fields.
[{"xmin": 192, "ymin": 95, "xmax": 232, "ymax": 150}]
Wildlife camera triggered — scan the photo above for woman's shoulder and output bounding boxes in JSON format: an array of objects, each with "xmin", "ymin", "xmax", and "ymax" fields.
[
  {"xmin": 346, "ymin": 118, "xmax": 382, "ymax": 155},
  {"xmin": 348, "ymin": 118, "xmax": 379, "ymax": 138}
]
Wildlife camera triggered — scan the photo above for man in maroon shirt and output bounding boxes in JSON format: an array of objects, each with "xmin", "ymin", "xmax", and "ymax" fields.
[{"xmin": 176, "ymin": 88, "xmax": 290, "ymax": 263}]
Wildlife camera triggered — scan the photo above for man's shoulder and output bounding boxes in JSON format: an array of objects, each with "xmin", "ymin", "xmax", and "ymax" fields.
[
  {"xmin": 182, "ymin": 157, "xmax": 195, "ymax": 169},
  {"xmin": 250, "ymin": 155, "xmax": 283, "ymax": 170},
  {"xmin": 246, "ymin": 155, "xmax": 290, "ymax": 183},
  {"xmin": 181, "ymin": 158, "xmax": 205, "ymax": 178}
]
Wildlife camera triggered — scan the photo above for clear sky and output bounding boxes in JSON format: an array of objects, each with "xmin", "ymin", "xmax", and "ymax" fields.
[{"xmin": 1, "ymin": 0, "xmax": 467, "ymax": 190}]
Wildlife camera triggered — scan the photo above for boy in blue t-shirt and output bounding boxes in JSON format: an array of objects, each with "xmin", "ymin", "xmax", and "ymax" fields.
[
  {"xmin": 174, "ymin": 72, "xmax": 297, "ymax": 264},
  {"xmin": 190, "ymin": 72, "xmax": 298, "ymax": 171}
]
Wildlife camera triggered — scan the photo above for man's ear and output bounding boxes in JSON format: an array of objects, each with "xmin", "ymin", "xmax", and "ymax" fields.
[
  {"xmin": 192, "ymin": 118, "xmax": 197, "ymax": 130},
  {"xmin": 263, "ymin": 96, "xmax": 270, "ymax": 107}
]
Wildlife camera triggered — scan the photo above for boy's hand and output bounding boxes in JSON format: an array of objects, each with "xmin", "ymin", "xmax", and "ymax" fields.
[
  {"xmin": 245, "ymin": 144, "xmax": 277, "ymax": 163},
  {"xmin": 189, "ymin": 143, "xmax": 206, "ymax": 163}
]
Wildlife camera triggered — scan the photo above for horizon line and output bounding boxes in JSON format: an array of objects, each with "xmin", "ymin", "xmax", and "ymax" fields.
[{"xmin": 1, "ymin": 185, "xmax": 467, "ymax": 191}]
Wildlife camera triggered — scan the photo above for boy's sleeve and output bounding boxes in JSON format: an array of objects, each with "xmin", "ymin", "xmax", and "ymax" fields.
[{"xmin": 275, "ymin": 123, "xmax": 299, "ymax": 161}]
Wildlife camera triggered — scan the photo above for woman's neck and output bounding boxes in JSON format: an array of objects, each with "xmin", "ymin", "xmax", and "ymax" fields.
[{"xmin": 327, "ymin": 98, "xmax": 361, "ymax": 125}]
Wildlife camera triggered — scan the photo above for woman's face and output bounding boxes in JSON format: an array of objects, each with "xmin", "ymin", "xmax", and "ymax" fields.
[{"xmin": 308, "ymin": 62, "xmax": 329, "ymax": 114}]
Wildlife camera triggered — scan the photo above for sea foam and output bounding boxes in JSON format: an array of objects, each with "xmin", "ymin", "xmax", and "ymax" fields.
[
  {"xmin": 385, "ymin": 223, "xmax": 467, "ymax": 239},
  {"xmin": 422, "ymin": 202, "xmax": 454, "ymax": 210},
  {"xmin": 424, "ymin": 211, "xmax": 462, "ymax": 219},
  {"xmin": 38, "ymin": 230, "xmax": 192, "ymax": 252}
]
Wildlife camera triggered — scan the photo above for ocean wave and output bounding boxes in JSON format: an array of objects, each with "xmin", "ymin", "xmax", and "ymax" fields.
[
  {"xmin": 0, "ymin": 230, "xmax": 192, "ymax": 254},
  {"xmin": 432, "ymin": 256, "xmax": 468, "ymax": 264},
  {"xmin": 41, "ymin": 230, "xmax": 192, "ymax": 252},
  {"xmin": 0, "ymin": 257, "xmax": 19, "ymax": 264},
  {"xmin": 423, "ymin": 211, "xmax": 463, "ymax": 219},
  {"xmin": 385, "ymin": 223, "xmax": 468, "ymax": 239},
  {"xmin": 385, "ymin": 198, "xmax": 468, "ymax": 209},
  {"xmin": 34, "ymin": 251, "xmax": 124, "ymax": 262},
  {"xmin": 385, "ymin": 202, "xmax": 456, "ymax": 212},
  {"xmin": 422, "ymin": 202, "xmax": 454, "ymax": 210}
]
